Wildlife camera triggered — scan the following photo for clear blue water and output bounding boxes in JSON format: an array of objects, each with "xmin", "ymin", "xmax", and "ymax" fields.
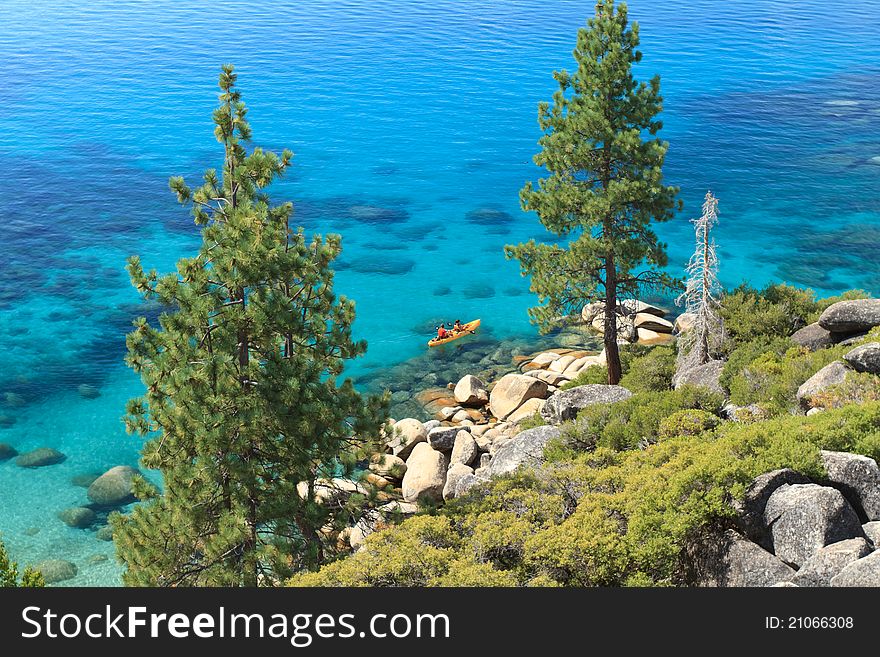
[{"xmin": 1, "ymin": 0, "xmax": 879, "ymax": 585}]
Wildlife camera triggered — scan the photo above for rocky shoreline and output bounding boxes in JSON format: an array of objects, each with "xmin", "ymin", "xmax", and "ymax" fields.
[{"xmin": 346, "ymin": 297, "xmax": 880, "ymax": 585}]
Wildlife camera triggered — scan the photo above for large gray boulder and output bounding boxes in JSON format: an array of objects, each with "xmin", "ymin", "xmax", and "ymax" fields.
[
  {"xmin": 386, "ymin": 418, "xmax": 427, "ymax": 460},
  {"xmin": 449, "ymin": 431, "xmax": 479, "ymax": 467},
  {"xmin": 830, "ymin": 550, "xmax": 880, "ymax": 587},
  {"xmin": 443, "ymin": 463, "xmax": 475, "ymax": 501},
  {"xmin": 487, "ymin": 425, "xmax": 560, "ymax": 477},
  {"xmin": 764, "ymin": 483, "xmax": 865, "ymax": 567},
  {"xmin": 843, "ymin": 342, "xmax": 880, "ymax": 374},
  {"xmin": 672, "ymin": 359, "xmax": 726, "ymax": 397},
  {"xmin": 427, "ymin": 426, "xmax": 462, "ymax": 452},
  {"xmin": 790, "ymin": 538, "xmax": 872, "ymax": 587},
  {"xmin": 734, "ymin": 468, "xmax": 811, "ymax": 550},
  {"xmin": 819, "ymin": 450, "xmax": 880, "ymax": 521},
  {"xmin": 818, "ymin": 299, "xmax": 880, "ymax": 334},
  {"xmin": 488, "ymin": 374, "xmax": 549, "ymax": 421},
  {"xmin": 453, "ymin": 375, "xmax": 489, "ymax": 407},
  {"xmin": 540, "ymin": 384, "xmax": 632, "ymax": 425},
  {"xmin": 15, "ymin": 447, "xmax": 66, "ymax": 468},
  {"xmin": 862, "ymin": 521, "xmax": 880, "ymax": 547},
  {"xmin": 688, "ymin": 530, "xmax": 795, "ymax": 587},
  {"xmin": 87, "ymin": 465, "xmax": 139, "ymax": 506},
  {"xmin": 401, "ymin": 443, "xmax": 447, "ymax": 504},
  {"xmin": 790, "ymin": 323, "xmax": 834, "ymax": 351},
  {"xmin": 796, "ymin": 361, "xmax": 849, "ymax": 408},
  {"xmin": 452, "ymin": 472, "xmax": 486, "ymax": 498},
  {"xmin": 34, "ymin": 559, "xmax": 78, "ymax": 584}
]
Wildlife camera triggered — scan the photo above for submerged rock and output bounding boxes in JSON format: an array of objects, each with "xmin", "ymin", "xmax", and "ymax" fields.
[
  {"xmin": 34, "ymin": 559, "xmax": 78, "ymax": 584},
  {"xmin": 57, "ymin": 507, "xmax": 97, "ymax": 529},
  {"xmin": 15, "ymin": 447, "xmax": 66, "ymax": 468},
  {"xmin": 87, "ymin": 465, "xmax": 140, "ymax": 506},
  {"xmin": 0, "ymin": 442, "xmax": 18, "ymax": 461},
  {"xmin": 77, "ymin": 383, "xmax": 101, "ymax": 399},
  {"xmin": 95, "ymin": 526, "xmax": 115, "ymax": 542}
]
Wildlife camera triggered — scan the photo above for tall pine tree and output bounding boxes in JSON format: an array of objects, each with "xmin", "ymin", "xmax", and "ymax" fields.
[
  {"xmin": 112, "ymin": 65, "xmax": 387, "ymax": 586},
  {"xmin": 506, "ymin": 0, "xmax": 680, "ymax": 384}
]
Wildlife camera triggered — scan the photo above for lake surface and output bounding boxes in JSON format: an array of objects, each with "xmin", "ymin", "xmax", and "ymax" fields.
[{"xmin": 1, "ymin": 0, "xmax": 879, "ymax": 585}]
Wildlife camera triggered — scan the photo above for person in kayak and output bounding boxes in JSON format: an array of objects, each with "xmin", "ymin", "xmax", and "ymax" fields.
[
  {"xmin": 436, "ymin": 325, "xmax": 449, "ymax": 340},
  {"xmin": 452, "ymin": 319, "xmax": 463, "ymax": 332}
]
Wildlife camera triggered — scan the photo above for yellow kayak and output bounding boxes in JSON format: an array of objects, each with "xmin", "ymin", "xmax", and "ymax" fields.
[{"xmin": 428, "ymin": 319, "xmax": 481, "ymax": 347}]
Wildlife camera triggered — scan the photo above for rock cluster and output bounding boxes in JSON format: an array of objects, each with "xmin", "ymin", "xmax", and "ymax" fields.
[
  {"xmin": 581, "ymin": 299, "xmax": 675, "ymax": 346},
  {"xmin": 693, "ymin": 451, "xmax": 880, "ymax": 586}
]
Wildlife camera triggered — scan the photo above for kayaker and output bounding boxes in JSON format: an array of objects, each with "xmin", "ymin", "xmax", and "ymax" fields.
[
  {"xmin": 436, "ymin": 325, "xmax": 449, "ymax": 340},
  {"xmin": 452, "ymin": 319, "xmax": 463, "ymax": 332}
]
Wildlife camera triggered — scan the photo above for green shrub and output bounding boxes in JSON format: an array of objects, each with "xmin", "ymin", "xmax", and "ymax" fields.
[
  {"xmin": 289, "ymin": 403, "xmax": 880, "ymax": 588},
  {"xmin": 561, "ymin": 344, "xmax": 672, "ymax": 391},
  {"xmin": 0, "ymin": 538, "xmax": 44, "ymax": 588},
  {"xmin": 555, "ymin": 385, "xmax": 726, "ymax": 454},
  {"xmin": 658, "ymin": 409, "xmax": 721, "ymax": 440},
  {"xmin": 517, "ymin": 411, "xmax": 547, "ymax": 430},
  {"xmin": 726, "ymin": 344, "xmax": 845, "ymax": 415},
  {"xmin": 719, "ymin": 336, "xmax": 793, "ymax": 394},
  {"xmin": 619, "ymin": 346, "xmax": 676, "ymax": 393},
  {"xmin": 560, "ymin": 365, "xmax": 608, "ymax": 389},
  {"xmin": 813, "ymin": 289, "xmax": 871, "ymax": 317},
  {"xmin": 719, "ymin": 283, "xmax": 816, "ymax": 346}
]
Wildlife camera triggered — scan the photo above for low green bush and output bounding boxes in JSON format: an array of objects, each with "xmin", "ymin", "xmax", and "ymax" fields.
[
  {"xmin": 561, "ymin": 344, "xmax": 674, "ymax": 392},
  {"xmin": 619, "ymin": 346, "xmax": 676, "ymax": 393},
  {"xmin": 560, "ymin": 365, "xmax": 607, "ymax": 389},
  {"xmin": 553, "ymin": 385, "xmax": 725, "ymax": 454},
  {"xmin": 726, "ymin": 345, "xmax": 845, "ymax": 415},
  {"xmin": 657, "ymin": 409, "xmax": 721, "ymax": 440}
]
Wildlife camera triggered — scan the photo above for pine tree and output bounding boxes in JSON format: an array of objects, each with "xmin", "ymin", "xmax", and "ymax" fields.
[
  {"xmin": 112, "ymin": 65, "xmax": 388, "ymax": 587},
  {"xmin": 676, "ymin": 191, "xmax": 723, "ymax": 364},
  {"xmin": 505, "ymin": 0, "xmax": 680, "ymax": 384},
  {"xmin": 0, "ymin": 538, "xmax": 44, "ymax": 587}
]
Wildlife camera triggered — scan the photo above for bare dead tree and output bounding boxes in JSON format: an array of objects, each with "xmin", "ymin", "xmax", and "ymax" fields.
[{"xmin": 676, "ymin": 191, "xmax": 724, "ymax": 364}]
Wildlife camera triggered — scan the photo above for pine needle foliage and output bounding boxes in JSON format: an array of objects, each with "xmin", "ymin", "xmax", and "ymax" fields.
[
  {"xmin": 0, "ymin": 538, "xmax": 44, "ymax": 587},
  {"xmin": 112, "ymin": 65, "xmax": 388, "ymax": 587}
]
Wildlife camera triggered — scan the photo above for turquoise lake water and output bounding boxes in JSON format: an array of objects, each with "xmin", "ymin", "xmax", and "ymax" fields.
[{"xmin": 1, "ymin": 0, "xmax": 879, "ymax": 585}]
